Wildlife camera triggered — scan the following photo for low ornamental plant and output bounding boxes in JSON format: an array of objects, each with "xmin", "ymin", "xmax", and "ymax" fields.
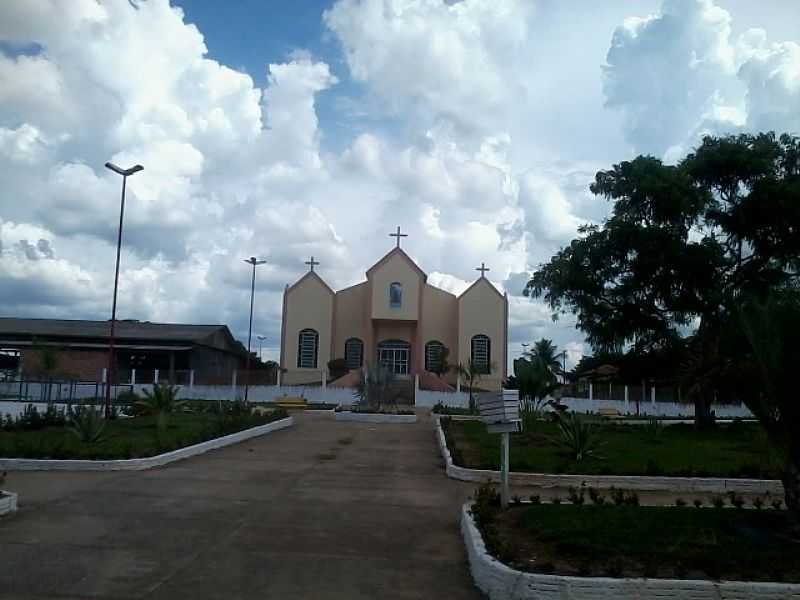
[
  {"xmin": 588, "ymin": 487, "xmax": 606, "ymax": 505},
  {"xmin": 567, "ymin": 485, "xmax": 586, "ymax": 505},
  {"xmin": 753, "ymin": 497, "xmax": 764, "ymax": 510},
  {"xmin": 68, "ymin": 407, "xmax": 107, "ymax": 444},
  {"xmin": 554, "ymin": 412, "xmax": 603, "ymax": 462},
  {"xmin": 694, "ymin": 498, "xmax": 703, "ymax": 508},
  {"xmin": 471, "ymin": 481, "xmax": 501, "ymax": 530},
  {"xmin": 675, "ymin": 498, "xmax": 687, "ymax": 507},
  {"xmin": 529, "ymin": 494, "xmax": 541, "ymax": 504},
  {"xmin": 712, "ymin": 495, "xmax": 726, "ymax": 509}
]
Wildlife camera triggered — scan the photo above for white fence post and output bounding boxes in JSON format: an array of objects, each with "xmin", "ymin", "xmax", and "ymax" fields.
[
  {"xmin": 322, "ymin": 368, "xmax": 327, "ymax": 390},
  {"xmin": 154, "ymin": 369, "xmax": 159, "ymax": 384},
  {"xmin": 456, "ymin": 374, "xmax": 461, "ymax": 393},
  {"xmin": 624, "ymin": 385, "xmax": 629, "ymax": 411},
  {"xmin": 131, "ymin": 369, "xmax": 136, "ymax": 386},
  {"xmin": 651, "ymin": 384, "xmax": 656, "ymax": 407},
  {"xmin": 189, "ymin": 369, "xmax": 194, "ymax": 390},
  {"xmin": 232, "ymin": 370, "xmax": 237, "ymax": 394},
  {"xmin": 589, "ymin": 382, "xmax": 593, "ymax": 401}
]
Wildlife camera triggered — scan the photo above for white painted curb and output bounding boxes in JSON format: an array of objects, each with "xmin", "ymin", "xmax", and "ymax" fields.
[
  {"xmin": 0, "ymin": 416, "xmax": 294, "ymax": 471},
  {"xmin": 461, "ymin": 503, "xmax": 800, "ymax": 599},
  {"xmin": 335, "ymin": 411, "xmax": 417, "ymax": 424},
  {"xmin": 435, "ymin": 417, "xmax": 783, "ymax": 495},
  {"xmin": 0, "ymin": 491, "xmax": 18, "ymax": 516}
]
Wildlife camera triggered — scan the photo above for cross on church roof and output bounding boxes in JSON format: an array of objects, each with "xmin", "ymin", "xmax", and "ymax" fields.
[
  {"xmin": 305, "ymin": 256, "xmax": 320, "ymax": 272},
  {"xmin": 476, "ymin": 262, "xmax": 490, "ymax": 278},
  {"xmin": 389, "ymin": 226, "xmax": 408, "ymax": 249}
]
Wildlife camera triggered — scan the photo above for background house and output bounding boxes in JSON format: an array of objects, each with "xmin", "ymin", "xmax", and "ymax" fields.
[{"xmin": 0, "ymin": 318, "xmax": 255, "ymax": 385}]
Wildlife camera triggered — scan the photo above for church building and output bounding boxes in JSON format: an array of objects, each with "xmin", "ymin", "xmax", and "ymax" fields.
[{"xmin": 279, "ymin": 228, "xmax": 508, "ymax": 392}]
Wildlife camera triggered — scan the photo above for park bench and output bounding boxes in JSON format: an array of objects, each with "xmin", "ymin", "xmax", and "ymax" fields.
[{"xmin": 598, "ymin": 407, "xmax": 622, "ymax": 419}]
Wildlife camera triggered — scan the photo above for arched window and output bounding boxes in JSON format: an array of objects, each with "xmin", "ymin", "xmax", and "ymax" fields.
[
  {"xmin": 344, "ymin": 338, "xmax": 364, "ymax": 370},
  {"xmin": 297, "ymin": 328, "xmax": 319, "ymax": 368},
  {"xmin": 425, "ymin": 340, "xmax": 445, "ymax": 373},
  {"xmin": 389, "ymin": 282, "xmax": 403, "ymax": 308},
  {"xmin": 470, "ymin": 334, "xmax": 491, "ymax": 374}
]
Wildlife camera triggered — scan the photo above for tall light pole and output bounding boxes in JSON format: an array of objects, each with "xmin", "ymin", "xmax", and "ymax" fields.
[
  {"xmin": 103, "ymin": 162, "xmax": 143, "ymax": 418},
  {"xmin": 257, "ymin": 335, "xmax": 267, "ymax": 361},
  {"xmin": 243, "ymin": 257, "xmax": 266, "ymax": 402}
]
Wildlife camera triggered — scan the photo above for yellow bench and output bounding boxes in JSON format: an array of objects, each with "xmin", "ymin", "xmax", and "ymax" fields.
[
  {"xmin": 275, "ymin": 395, "xmax": 308, "ymax": 410},
  {"xmin": 598, "ymin": 407, "xmax": 622, "ymax": 419}
]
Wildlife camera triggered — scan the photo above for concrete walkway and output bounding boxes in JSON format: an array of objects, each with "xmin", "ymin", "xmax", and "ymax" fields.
[{"xmin": 0, "ymin": 411, "xmax": 484, "ymax": 599}]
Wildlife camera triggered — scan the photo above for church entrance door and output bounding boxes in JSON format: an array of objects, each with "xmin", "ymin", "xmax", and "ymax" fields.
[{"xmin": 377, "ymin": 340, "xmax": 410, "ymax": 376}]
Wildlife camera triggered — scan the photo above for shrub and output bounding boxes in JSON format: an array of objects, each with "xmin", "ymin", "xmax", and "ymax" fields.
[
  {"xmin": 730, "ymin": 495, "xmax": 745, "ymax": 509},
  {"xmin": 675, "ymin": 498, "xmax": 687, "ymax": 507},
  {"xmin": 771, "ymin": 498, "xmax": 783, "ymax": 510},
  {"xmin": 693, "ymin": 498, "xmax": 703, "ymax": 508},
  {"xmin": 625, "ymin": 491, "xmax": 640, "ymax": 506},
  {"xmin": 471, "ymin": 481, "xmax": 501, "ymax": 529},
  {"xmin": 588, "ymin": 487, "xmax": 606, "ymax": 505},
  {"xmin": 553, "ymin": 412, "xmax": 603, "ymax": 462},
  {"xmin": 136, "ymin": 384, "xmax": 185, "ymax": 430},
  {"xmin": 68, "ymin": 407, "xmax": 107, "ymax": 444},
  {"xmin": 552, "ymin": 496, "xmax": 562, "ymax": 505},
  {"xmin": 511, "ymin": 495, "xmax": 522, "ymax": 505},
  {"xmin": 610, "ymin": 486, "xmax": 626, "ymax": 506},
  {"xmin": 567, "ymin": 485, "xmax": 586, "ymax": 505},
  {"xmin": 753, "ymin": 497, "xmax": 764, "ymax": 510},
  {"xmin": 712, "ymin": 495, "xmax": 725, "ymax": 509},
  {"xmin": 529, "ymin": 494, "xmax": 541, "ymax": 504}
]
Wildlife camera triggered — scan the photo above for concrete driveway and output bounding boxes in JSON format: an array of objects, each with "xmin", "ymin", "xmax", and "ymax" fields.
[{"xmin": 0, "ymin": 411, "xmax": 483, "ymax": 599}]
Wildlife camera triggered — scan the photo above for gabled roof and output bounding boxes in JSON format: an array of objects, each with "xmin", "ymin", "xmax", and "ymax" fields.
[
  {"xmin": 458, "ymin": 276, "xmax": 506, "ymax": 302},
  {"xmin": 0, "ymin": 318, "xmax": 247, "ymax": 355},
  {"xmin": 285, "ymin": 270, "xmax": 335, "ymax": 296},
  {"xmin": 366, "ymin": 247, "xmax": 427, "ymax": 281}
]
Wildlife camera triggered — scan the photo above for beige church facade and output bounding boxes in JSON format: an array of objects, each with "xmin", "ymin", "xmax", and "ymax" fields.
[{"xmin": 279, "ymin": 243, "xmax": 508, "ymax": 392}]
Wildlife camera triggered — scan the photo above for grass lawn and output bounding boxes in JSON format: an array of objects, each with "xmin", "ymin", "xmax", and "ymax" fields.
[
  {"xmin": 0, "ymin": 408, "xmax": 288, "ymax": 460},
  {"xmin": 484, "ymin": 504, "xmax": 799, "ymax": 582},
  {"xmin": 444, "ymin": 418, "xmax": 781, "ymax": 479}
]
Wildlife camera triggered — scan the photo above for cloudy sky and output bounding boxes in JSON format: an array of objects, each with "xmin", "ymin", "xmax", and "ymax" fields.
[{"xmin": 0, "ymin": 0, "xmax": 798, "ymax": 368}]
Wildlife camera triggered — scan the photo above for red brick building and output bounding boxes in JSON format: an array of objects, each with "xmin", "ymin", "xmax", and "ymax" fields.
[{"xmin": 0, "ymin": 318, "xmax": 255, "ymax": 385}]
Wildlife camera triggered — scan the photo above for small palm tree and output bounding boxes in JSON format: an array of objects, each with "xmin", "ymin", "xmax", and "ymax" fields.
[
  {"xmin": 457, "ymin": 359, "xmax": 489, "ymax": 414},
  {"xmin": 354, "ymin": 365, "xmax": 394, "ymax": 411},
  {"xmin": 69, "ymin": 407, "xmax": 107, "ymax": 444},
  {"xmin": 136, "ymin": 383, "xmax": 185, "ymax": 430},
  {"xmin": 528, "ymin": 338, "xmax": 562, "ymax": 380}
]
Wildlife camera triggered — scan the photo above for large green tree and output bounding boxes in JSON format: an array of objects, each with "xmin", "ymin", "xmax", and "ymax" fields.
[
  {"xmin": 526, "ymin": 132, "xmax": 800, "ymax": 520},
  {"xmin": 527, "ymin": 132, "xmax": 798, "ymax": 428}
]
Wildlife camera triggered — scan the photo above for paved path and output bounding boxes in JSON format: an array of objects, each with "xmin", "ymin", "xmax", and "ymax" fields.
[{"xmin": 0, "ymin": 411, "xmax": 484, "ymax": 599}]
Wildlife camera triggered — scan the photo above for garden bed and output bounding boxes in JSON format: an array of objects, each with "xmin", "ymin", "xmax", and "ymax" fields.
[
  {"xmin": 473, "ymin": 502, "xmax": 800, "ymax": 583},
  {"xmin": 443, "ymin": 417, "xmax": 780, "ymax": 479},
  {"xmin": 0, "ymin": 406, "xmax": 289, "ymax": 461}
]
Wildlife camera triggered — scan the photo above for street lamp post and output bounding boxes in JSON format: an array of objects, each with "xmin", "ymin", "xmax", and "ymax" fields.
[
  {"xmin": 257, "ymin": 335, "xmax": 267, "ymax": 361},
  {"xmin": 103, "ymin": 162, "xmax": 143, "ymax": 418},
  {"xmin": 243, "ymin": 257, "xmax": 266, "ymax": 403}
]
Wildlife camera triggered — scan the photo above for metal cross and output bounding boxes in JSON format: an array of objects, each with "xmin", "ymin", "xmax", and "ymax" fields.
[
  {"xmin": 305, "ymin": 256, "xmax": 320, "ymax": 272},
  {"xmin": 389, "ymin": 226, "xmax": 408, "ymax": 248},
  {"xmin": 476, "ymin": 262, "xmax": 490, "ymax": 277}
]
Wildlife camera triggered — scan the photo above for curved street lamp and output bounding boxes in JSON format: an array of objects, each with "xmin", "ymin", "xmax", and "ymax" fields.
[
  {"xmin": 103, "ymin": 162, "xmax": 144, "ymax": 418},
  {"xmin": 243, "ymin": 257, "xmax": 266, "ymax": 402}
]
